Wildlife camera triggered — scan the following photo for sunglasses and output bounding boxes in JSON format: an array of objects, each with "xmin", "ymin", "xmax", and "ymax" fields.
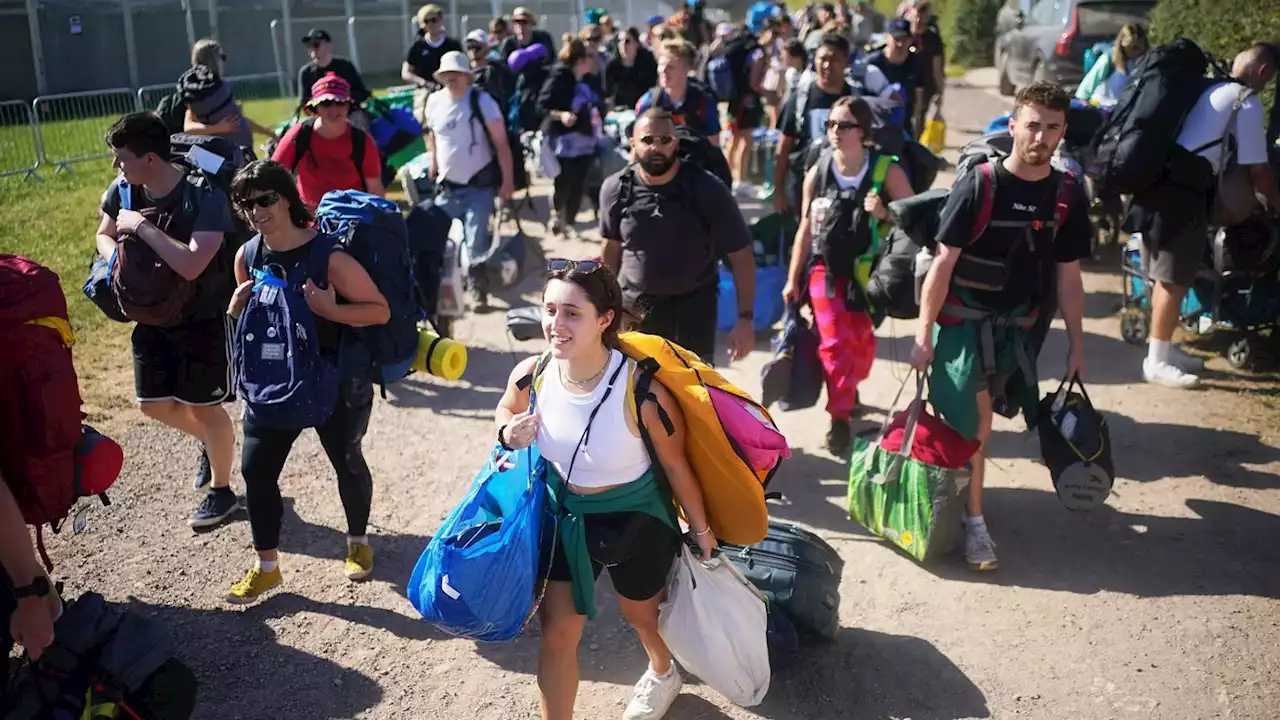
[
  {"xmin": 514, "ymin": 17, "xmax": 533, "ymax": 25},
  {"xmin": 637, "ymin": 134, "xmax": 675, "ymax": 147},
  {"xmin": 826, "ymin": 119, "xmax": 859, "ymax": 132},
  {"xmin": 547, "ymin": 258, "xmax": 602, "ymax": 275},
  {"xmin": 315, "ymin": 99, "xmax": 350, "ymax": 108},
  {"xmin": 307, "ymin": 42, "xmax": 322, "ymax": 49},
  {"xmin": 425, "ymin": 15, "xmax": 443, "ymax": 24},
  {"xmin": 236, "ymin": 191, "xmax": 282, "ymax": 210}
]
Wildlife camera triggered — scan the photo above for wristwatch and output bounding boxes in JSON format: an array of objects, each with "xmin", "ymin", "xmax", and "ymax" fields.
[
  {"xmin": 737, "ymin": 310, "xmax": 754, "ymax": 322},
  {"xmin": 13, "ymin": 576, "xmax": 51, "ymax": 599}
]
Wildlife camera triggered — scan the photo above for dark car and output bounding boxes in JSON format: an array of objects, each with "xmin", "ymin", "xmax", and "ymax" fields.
[{"xmin": 995, "ymin": 0, "xmax": 1157, "ymax": 96}]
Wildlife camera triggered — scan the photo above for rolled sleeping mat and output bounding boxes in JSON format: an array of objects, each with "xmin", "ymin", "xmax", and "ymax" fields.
[{"xmin": 412, "ymin": 328, "xmax": 468, "ymax": 380}]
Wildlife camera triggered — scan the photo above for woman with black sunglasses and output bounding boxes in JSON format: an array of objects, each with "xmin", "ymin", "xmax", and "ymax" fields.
[
  {"xmin": 495, "ymin": 259, "xmax": 715, "ymax": 720},
  {"xmin": 781, "ymin": 95, "xmax": 915, "ymax": 457},
  {"xmin": 223, "ymin": 161, "xmax": 390, "ymax": 605}
]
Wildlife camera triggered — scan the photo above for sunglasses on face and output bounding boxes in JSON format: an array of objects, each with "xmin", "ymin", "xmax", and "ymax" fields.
[
  {"xmin": 827, "ymin": 119, "xmax": 859, "ymax": 132},
  {"xmin": 236, "ymin": 191, "xmax": 282, "ymax": 210},
  {"xmin": 315, "ymin": 100, "xmax": 349, "ymax": 108},
  {"xmin": 547, "ymin": 258, "xmax": 602, "ymax": 275},
  {"xmin": 307, "ymin": 42, "xmax": 322, "ymax": 50},
  {"xmin": 514, "ymin": 17, "xmax": 532, "ymax": 25},
  {"xmin": 637, "ymin": 134, "xmax": 675, "ymax": 147}
]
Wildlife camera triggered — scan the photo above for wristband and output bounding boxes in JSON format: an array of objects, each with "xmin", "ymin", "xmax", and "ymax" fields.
[
  {"xmin": 497, "ymin": 424, "xmax": 514, "ymax": 451},
  {"xmin": 691, "ymin": 526, "xmax": 712, "ymax": 537}
]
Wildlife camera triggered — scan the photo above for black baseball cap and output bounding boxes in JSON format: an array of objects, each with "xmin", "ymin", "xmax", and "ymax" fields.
[
  {"xmin": 302, "ymin": 29, "xmax": 332, "ymax": 44},
  {"xmin": 887, "ymin": 18, "xmax": 912, "ymax": 37}
]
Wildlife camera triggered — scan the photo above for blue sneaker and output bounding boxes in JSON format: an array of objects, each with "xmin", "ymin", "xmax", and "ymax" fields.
[
  {"xmin": 189, "ymin": 488, "xmax": 240, "ymax": 529},
  {"xmin": 194, "ymin": 448, "xmax": 211, "ymax": 491}
]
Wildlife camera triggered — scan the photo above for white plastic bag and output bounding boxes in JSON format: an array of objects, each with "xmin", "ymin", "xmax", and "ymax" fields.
[
  {"xmin": 536, "ymin": 132, "xmax": 561, "ymax": 179},
  {"xmin": 658, "ymin": 547, "xmax": 770, "ymax": 707}
]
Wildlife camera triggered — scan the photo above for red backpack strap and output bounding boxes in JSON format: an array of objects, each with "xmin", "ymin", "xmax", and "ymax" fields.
[
  {"xmin": 970, "ymin": 159, "xmax": 997, "ymax": 240},
  {"xmin": 1051, "ymin": 170, "xmax": 1075, "ymax": 239}
]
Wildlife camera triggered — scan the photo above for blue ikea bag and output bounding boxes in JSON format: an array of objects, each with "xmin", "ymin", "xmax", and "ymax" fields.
[{"xmin": 408, "ymin": 444, "xmax": 547, "ymax": 642}]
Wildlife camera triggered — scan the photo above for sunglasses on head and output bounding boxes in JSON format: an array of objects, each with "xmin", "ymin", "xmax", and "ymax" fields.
[
  {"xmin": 826, "ymin": 119, "xmax": 859, "ymax": 132},
  {"xmin": 637, "ymin": 134, "xmax": 675, "ymax": 147},
  {"xmin": 547, "ymin": 258, "xmax": 602, "ymax": 275},
  {"xmin": 236, "ymin": 191, "xmax": 281, "ymax": 210}
]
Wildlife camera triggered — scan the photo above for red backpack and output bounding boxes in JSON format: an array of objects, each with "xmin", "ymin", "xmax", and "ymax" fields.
[{"xmin": 0, "ymin": 255, "xmax": 122, "ymax": 568}]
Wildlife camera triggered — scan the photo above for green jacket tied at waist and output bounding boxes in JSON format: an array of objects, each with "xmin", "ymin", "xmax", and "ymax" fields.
[{"xmin": 545, "ymin": 466, "xmax": 677, "ymax": 620}]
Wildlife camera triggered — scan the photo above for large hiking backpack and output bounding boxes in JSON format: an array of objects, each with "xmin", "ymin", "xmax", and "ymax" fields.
[
  {"xmin": 233, "ymin": 236, "xmax": 340, "ymax": 430},
  {"xmin": 314, "ymin": 190, "xmax": 420, "ymax": 390},
  {"xmin": 5, "ymin": 592, "xmax": 198, "ymax": 720},
  {"xmin": 707, "ymin": 35, "xmax": 758, "ymax": 101},
  {"xmin": 290, "ymin": 118, "xmax": 370, "ymax": 191},
  {"xmin": 1091, "ymin": 38, "xmax": 1222, "ymax": 197},
  {"xmin": 0, "ymin": 256, "xmax": 121, "ymax": 570},
  {"xmin": 674, "ymin": 122, "xmax": 733, "ymax": 188}
]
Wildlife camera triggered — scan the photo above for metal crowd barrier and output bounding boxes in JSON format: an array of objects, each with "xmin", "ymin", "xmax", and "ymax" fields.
[
  {"xmin": 0, "ymin": 100, "xmax": 41, "ymax": 181},
  {"xmin": 32, "ymin": 88, "xmax": 142, "ymax": 174}
]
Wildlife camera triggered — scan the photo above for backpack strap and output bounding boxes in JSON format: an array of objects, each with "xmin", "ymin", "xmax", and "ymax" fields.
[
  {"xmin": 291, "ymin": 118, "xmax": 315, "ymax": 173},
  {"xmin": 349, "ymin": 126, "xmax": 368, "ymax": 192},
  {"xmin": 631, "ymin": 357, "xmax": 675, "ymax": 438},
  {"xmin": 1050, "ymin": 172, "xmax": 1075, "ymax": 240},
  {"xmin": 242, "ymin": 235, "xmax": 264, "ymax": 278},
  {"xmin": 970, "ymin": 159, "xmax": 998, "ymax": 239},
  {"xmin": 516, "ymin": 350, "xmax": 554, "ymax": 410},
  {"xmin": 865, "ymin": 153, "xmax": 896, "ymax": 256},
  {"xmin": 308, "ymin": 233, "xmax": 337, "ymax": 289}
]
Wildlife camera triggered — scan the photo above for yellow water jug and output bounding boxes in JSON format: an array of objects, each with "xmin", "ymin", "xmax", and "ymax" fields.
[
  {"xmin": 921, "ymin": 117, "xmax": 946, "ymax": 155},
  {"xmin": 412, "ymin": 329, "xmax": 468, "ymax": 380}
]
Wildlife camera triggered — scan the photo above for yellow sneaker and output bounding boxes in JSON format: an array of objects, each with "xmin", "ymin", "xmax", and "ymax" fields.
[
  {"xmin": 226, "ymin": 566, "xmax": 281, "ymax": 605},
  {"xmin": 345, "ymin": 543, "xmax": 374, "ymax": 581}
]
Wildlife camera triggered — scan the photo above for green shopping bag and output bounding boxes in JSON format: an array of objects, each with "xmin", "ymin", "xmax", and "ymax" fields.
[{"xmin": 848, "ymin": 374, "xmax": 978, "ymax": 563}]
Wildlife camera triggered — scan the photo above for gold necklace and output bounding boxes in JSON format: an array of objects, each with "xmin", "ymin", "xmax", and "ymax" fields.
[{"xmin": 558, "ymin": 355, "xmax": 609, "ymax": 389}]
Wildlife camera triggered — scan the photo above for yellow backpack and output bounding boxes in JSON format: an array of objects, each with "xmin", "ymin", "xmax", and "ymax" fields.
[{"xmin": 527, "ymin": 332, "xmax": 789, "ymax": 545}]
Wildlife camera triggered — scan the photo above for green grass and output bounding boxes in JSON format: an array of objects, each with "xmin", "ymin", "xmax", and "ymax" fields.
[{"xmin": 0, "ymin": 92, "xmax": 345, "ymax": 424}]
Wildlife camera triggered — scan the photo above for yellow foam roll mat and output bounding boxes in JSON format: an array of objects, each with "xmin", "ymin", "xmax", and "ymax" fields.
[{"xmin": 412, "ymin": 329, "xmax": 468, "ymax": 380}]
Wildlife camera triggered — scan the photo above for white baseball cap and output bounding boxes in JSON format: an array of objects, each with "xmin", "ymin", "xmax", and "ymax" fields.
[{"xmin": 465, "ymin": 29, "xmax": 489, "ymax": 47}]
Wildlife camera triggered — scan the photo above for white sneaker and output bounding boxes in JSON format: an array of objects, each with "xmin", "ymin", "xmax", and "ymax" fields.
[
  {"xmin": 1142, "ymin": 357, "xmax": 1201, "ymax": 388},
  {"xmin": 1168, "ymin": 345, "xmax": 1206, "ymax": 373},
  {"xmin": 964, "ymin": 522, "xmax": 998, "ymax": 572},
  {"xmin": 622, "ymin": 665, "xmax": 683, "ymax": 720}
]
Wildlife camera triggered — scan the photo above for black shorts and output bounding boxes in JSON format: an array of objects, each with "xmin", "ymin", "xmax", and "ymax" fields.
[
  {"xmin": 729, "ymin": 96, "xmax": 765, "ymax": 132},
  {"xmin": 541, "ymin": 511, "xmax": 682, "ymax": 602},
  {"xmin": 632, "ymin": 284, "xmax": 719, "ymax": 365},
  {"xmin": 132, "ymin": 316, "xmax": 234, "ymax": 405}
]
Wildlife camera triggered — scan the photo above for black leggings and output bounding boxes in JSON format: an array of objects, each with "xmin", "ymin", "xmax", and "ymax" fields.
[
  {"xmin": 553, "ymin": 154, "xmax": 594, "ymax": 225},
  {"xmin": 241, "ymin": 376, "xmax": 374, "ymax": 551}
]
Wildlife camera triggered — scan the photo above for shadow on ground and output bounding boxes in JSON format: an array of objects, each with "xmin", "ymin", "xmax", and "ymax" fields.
[
  {"xmin": 476, "ymin": 606, "xmax": 988, "ymax": 720},
  {"xmin": 923, "ymin": 488, "xmax": 1280, "ymax": 600},
  {"xmin": 121, "ymin": 596, "xmax": 384, "ymax": 720},
  {"xmin": 987, "ymin": 407, "xmax": 1280, "ymax": 489}
]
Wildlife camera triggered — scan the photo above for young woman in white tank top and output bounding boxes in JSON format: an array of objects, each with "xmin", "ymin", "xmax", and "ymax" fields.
[{"xmin": 495, "ymin": 259, "xmax": 715, "ymax": 720}]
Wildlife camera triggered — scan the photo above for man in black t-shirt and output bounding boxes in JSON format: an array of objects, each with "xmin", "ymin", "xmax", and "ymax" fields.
[
  {"xmin": 905, "ymin": 0, "xmax": 944, "ymax": 135},
  {"xmin": 296, "ymin": 29, "xmax": 371, "ymax": 119},
  {"xmin": 867, "ymin": 19, "xmax": 924, "ymax": 134},
  {"xmin": 774, "ymin": 33, "xmax": 855, "ymax": 215},
  {"xmin": 404, "ymin": 4, "xmax": 464, "ymax": 125},
  {"xmin": 911, "ymin": 83, "xmax": 1091, "ymax": 573},
  {"xmin": 599, "ymin": 108, "xmax": 757, "ymax": 364},
  {"xmin": 95, "ymin": 113, "xmax": 241, "ymax": 530}
]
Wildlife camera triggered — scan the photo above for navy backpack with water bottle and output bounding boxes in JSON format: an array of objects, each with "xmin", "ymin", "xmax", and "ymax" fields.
[{"xmin": 234, "ymin": 235, "xmax": 339, "ymax": 429}]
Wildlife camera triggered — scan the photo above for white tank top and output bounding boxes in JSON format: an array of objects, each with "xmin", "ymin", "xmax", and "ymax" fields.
[{"xmin": 534, "ymin": 349, "xmax": 652, "ymax": 488}]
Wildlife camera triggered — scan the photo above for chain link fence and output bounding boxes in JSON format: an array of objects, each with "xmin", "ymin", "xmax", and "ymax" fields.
[
  {"xmin": 33, "ymin": 88, "xmax": 140, "ymax": 173},
  {"xmin": 0, "ymin": 101, "xmax": 40, "ymax": 180}
]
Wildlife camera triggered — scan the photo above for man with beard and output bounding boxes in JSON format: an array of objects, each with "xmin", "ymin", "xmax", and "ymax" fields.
[
  {"xmin": 910, "ymin": 82, "xmax": 1092, "ymax": 572},
  {"xmin": 599, "ymin": 108, "xmax": 756, "ymax": 365}
]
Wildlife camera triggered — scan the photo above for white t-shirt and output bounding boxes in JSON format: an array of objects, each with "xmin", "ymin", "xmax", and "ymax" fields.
[
  {"xmin": 1175, "ymin": 81, "xmax": 1268, "ymax": 174},
  {"xmin": 425, "ymin": 87, "xmax": 503, "ymax": 185}
]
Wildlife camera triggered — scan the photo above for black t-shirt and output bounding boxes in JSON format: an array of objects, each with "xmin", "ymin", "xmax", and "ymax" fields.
[
  {"xmin": 298, "ymin": 58, "xmax": 371, "ymax": 110},
  {"xmin": 867, "ymin": 49, "xmax": 923, "ymax": 120},
  {"xmin": 599, "ymin": 163, "xmax": 749, "ymax": 299},
  {"xmin": 936, "ymin": 162, "xmax": 1093, "ymax": 311},
  {"xmin": 780, "ymin": 82, "xmax": 855, "ymax": 150},
  {"xmin": 100, "ymin": 172, "xmax": 237, "ymax": 321},
  {"xmin": 605, "ymin": 49, "xmax": 658, "ymax": 110},
  {"xmin": 406, "ymin": 35, "xmax": 465, "ymax": 87},
  {"xmin": 911, "ymin": 28, "xmax": 944, "ymax": 94}
]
